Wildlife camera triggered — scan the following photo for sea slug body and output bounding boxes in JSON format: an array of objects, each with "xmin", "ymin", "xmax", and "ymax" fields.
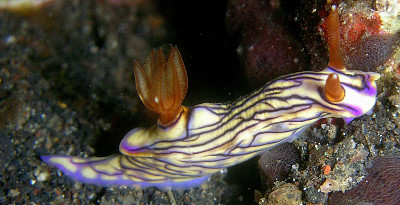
[{"xmin": 41, "ymin": 6, "xmax": 381, "ymax": 190}]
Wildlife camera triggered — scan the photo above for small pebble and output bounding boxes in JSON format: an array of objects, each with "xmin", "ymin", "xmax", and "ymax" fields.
[
  {"xmin": 8, "ymin": 188, "xmax": 20, "ymax": 198},
  {"xmin": 88, "ymin": 193, "xmax": 97, "ymax": 200},
  {"xmin": 267, "ymin": 183, "xmax": 302, "ymax": 205},
  {"xmin": 393, "ymin": 128, "xmax": 400, "ymax": 135},
  {"xmin": 37, "ymin": 171, "xmax": 50, "ymax": 182},
  {"xmin": 319, "ymin": 179, "xmax": 339, "ymax": 193},
  {"xmin": 5, "ymin": 35, "xmax": 16, "ymax": 44}
]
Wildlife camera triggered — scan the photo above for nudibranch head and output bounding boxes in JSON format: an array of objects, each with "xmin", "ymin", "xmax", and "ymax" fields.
[
  {"xmin": 317, "ymin": 5, "xmax": 380, "ymax": 120},
  {"xmin": 321, "ymin": 67, "xmax": 380, "ymax": 119}
]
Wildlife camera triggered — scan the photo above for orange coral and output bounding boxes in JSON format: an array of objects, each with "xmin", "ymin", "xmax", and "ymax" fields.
[{"xmin": 322, "ymin": 165, "xmax": 331, "ymax": 175}]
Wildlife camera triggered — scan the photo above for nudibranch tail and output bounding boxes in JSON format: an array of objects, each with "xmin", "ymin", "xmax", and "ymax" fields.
[
  {"xmin": 134, "ymin": 45, "xmax": 188, "ymax": 125},
  {"xmin": 41, "ymin": 155, "xmax": 132, "ymax": 186},
  {"xmin": 326, "ymin": 5, "xmax": 345, "ymax": 71},
  {"xmin": 41, "ymin": 155, "xmax": 210, "ymax": 190}
]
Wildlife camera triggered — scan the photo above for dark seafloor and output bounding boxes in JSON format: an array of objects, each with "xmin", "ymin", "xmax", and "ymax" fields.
[{"xmin": 1, "ymin": 0, "xmax": 399, "ymax": 204}]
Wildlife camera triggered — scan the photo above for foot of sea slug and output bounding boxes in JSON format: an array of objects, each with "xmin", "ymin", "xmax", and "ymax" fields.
[
  {"xmin": 41, "ymin": 155, "xmax": 211, "ymax": 190},
  {"xmin": 41, "ymin": 155, "xmax": 138, "ymax": 186}
]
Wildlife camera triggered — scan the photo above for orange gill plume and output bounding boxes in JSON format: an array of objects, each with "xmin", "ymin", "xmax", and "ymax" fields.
[
  {"xmin": 325, "ymin": 73, "xmax": 345, "ymax": 102},
  {"xmin": 134, "ymin": 45, "xmax": 188, "ymax": 125},
  {"xmin": 326, "ymin": 5, "xmax": 345, "ymax": 70}
]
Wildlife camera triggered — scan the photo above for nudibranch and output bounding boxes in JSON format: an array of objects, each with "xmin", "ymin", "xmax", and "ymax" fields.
[{"xmin": 41, "ymin": 6, "xmax": 380, "ymax": 190}]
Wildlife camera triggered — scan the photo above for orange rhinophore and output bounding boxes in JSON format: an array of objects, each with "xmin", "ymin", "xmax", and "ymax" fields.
[
  {"xmin": 326, "ymin": 5, "xmax": 345, "ymax": 70},
  {"xmin": 134, "ymin": 45, "xmax": 188, "ymax": 125},
  {"xmin": 325, "ymin": 73, "xmax": 345, "ymax": 102}
]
